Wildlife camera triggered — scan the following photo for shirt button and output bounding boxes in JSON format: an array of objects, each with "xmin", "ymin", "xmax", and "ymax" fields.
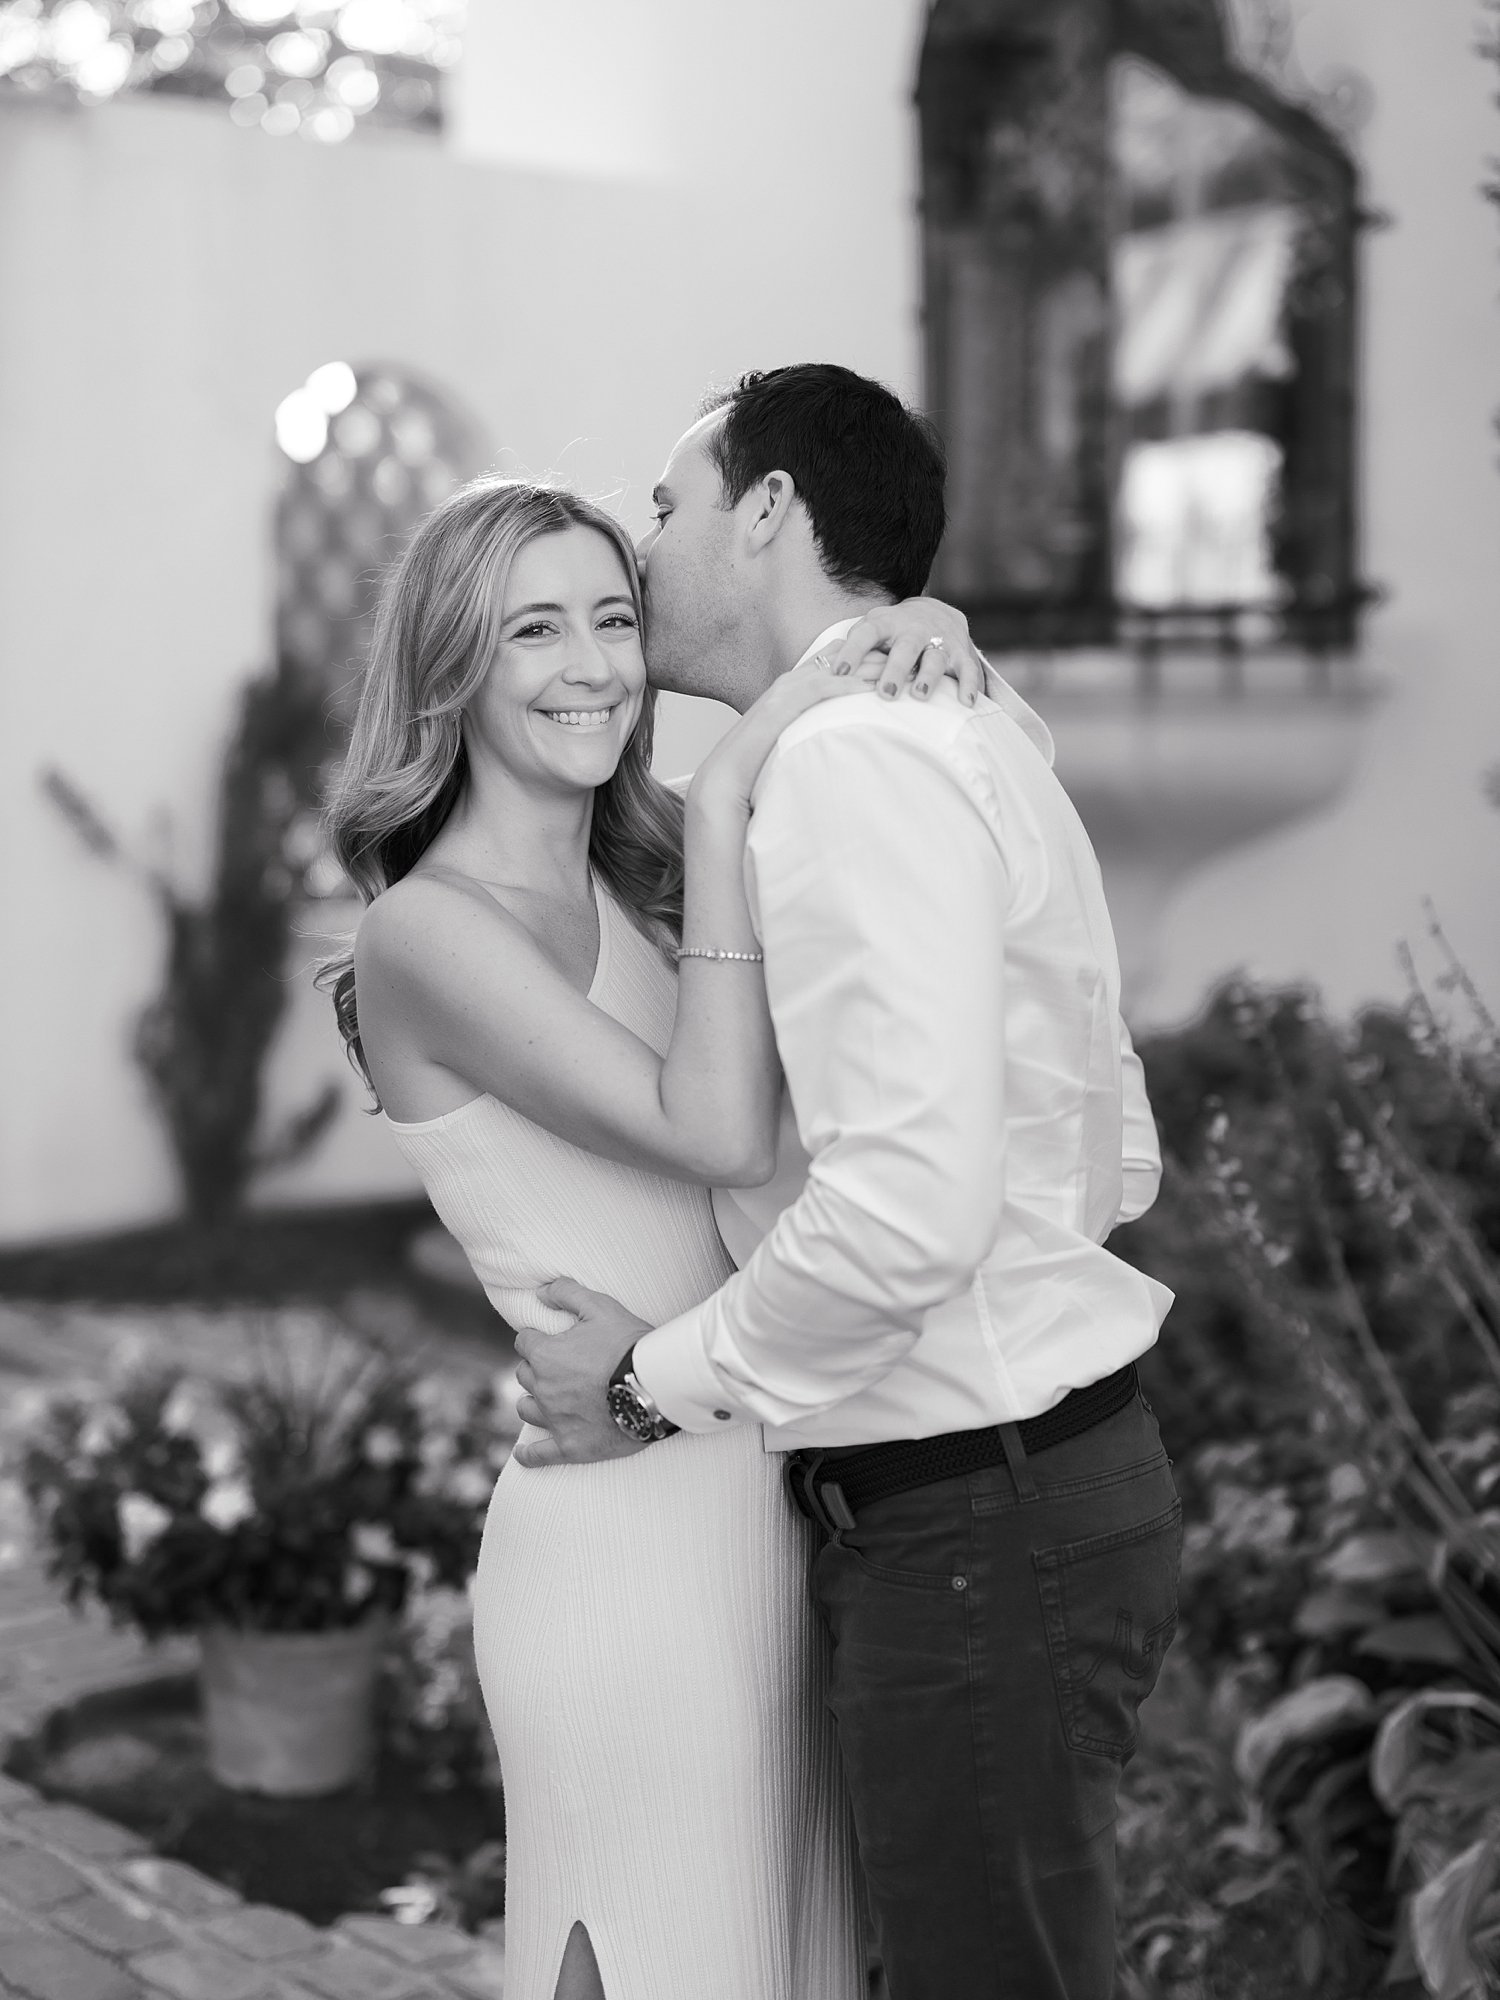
[
  {"xmin": 951, "ymin": 1576, "xmax": 968, "ymax": 1591},
  {"xmin": 713, "ymin": 1409, "xmax": 732, "ymax": 1422}
]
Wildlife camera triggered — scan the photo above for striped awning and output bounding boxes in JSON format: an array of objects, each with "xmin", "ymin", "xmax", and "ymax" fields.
[{"xmin": 1114, "ymin": 202, "xmax": 1297, "ymax": 407}]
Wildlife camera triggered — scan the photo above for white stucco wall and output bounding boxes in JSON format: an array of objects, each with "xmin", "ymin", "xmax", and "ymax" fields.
[
  {"xmin": 0, "ymin": 97, "xmax": 677, "ymax": 1237},
  {"xmin": 3, "ymin": 0, "xmax": 1495, "ymax": 1240},
  {"xmin": 450, "ymin": 0, "xmax": 929, "ymax": 782},
  {"xmin": 0, "ymin": 15, "xmax": 931, "ymax": 1239}
]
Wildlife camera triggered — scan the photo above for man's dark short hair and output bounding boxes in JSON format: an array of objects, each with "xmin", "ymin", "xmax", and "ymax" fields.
[{"xmin": 699, "ymin": 363, "xmax": 947, "ymax": 602}]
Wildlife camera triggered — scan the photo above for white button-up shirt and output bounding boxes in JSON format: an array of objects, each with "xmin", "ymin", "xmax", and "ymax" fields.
[{"xmin": 633, "ymin": 623, "xmax": 1173, "ymax": 1451}]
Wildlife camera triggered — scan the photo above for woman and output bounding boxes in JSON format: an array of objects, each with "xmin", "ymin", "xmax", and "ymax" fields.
[{"xmin": 322, "ymin": 477, "xmax": 980, "ymax": 2000}]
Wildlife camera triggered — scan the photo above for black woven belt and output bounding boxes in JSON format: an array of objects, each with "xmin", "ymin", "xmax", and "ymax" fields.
[{"xmin": 788, "ymin": 1363, "xmax": 1139, "ymax": 1525}]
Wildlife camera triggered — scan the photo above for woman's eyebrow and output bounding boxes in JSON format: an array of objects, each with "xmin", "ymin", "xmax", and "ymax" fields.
[{"xmin": 503, "ymin": 595, "xmax": 636, "ymax": 621}]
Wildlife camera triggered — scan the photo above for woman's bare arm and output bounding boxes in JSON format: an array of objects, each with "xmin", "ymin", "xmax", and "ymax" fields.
[
  {"xmin": 355, "ymin": 816, "xmax": 778, "ymax": 1187},
  {"xmin": 355, "ymin": 655, "xmax": 878, "ymax": 1187}
]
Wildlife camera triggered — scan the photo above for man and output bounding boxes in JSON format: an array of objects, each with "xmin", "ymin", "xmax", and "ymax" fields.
[{"xmin": 515, "ymin": 363, "xmax": 1179, "ymax": 1999}]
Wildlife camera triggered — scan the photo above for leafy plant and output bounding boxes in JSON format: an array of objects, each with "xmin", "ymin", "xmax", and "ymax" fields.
[
  {"xmin": 43, "ymin": 654, "xmax": 342, "ymax": 1225},
  {"xmin": 20, "ymin": 1316, "xmax": 513, "ymax": 1639},
  {"xmin": 1128, "ymin": 945, "xmax": 1500, "ymax": 1996},
  {"xmin": 1120, "ymin": 947, "xmax": 1500, "ymax": 1454}
]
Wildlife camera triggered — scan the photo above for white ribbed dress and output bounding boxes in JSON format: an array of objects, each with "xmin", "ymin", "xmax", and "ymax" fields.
[{"xmin": 386, "ymin": 879, "xmax": 862, "ymax": 2000}]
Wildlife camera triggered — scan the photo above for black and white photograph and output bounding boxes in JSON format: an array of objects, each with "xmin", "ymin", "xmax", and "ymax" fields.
[{"xmin": 0, "ymin": 3, "xmax": 1498, "ymax": 1997}]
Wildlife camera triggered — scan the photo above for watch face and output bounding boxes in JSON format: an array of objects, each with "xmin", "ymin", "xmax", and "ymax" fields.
[{"xmin": 607, "ymin": 1382, "xmax": 657, "ymax": 1443}]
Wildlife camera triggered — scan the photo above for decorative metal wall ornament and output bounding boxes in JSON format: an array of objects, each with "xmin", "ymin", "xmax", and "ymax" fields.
[
  {"xmin": 274, "ymin": 364, "xmax": 483, "ymax": 722},
  {"xmin": 917, "ymin": 0, "xmax": 1376, "ymax": 661}
]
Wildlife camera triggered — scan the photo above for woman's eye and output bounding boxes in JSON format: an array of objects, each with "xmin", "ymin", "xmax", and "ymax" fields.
[
  {"xmin": 598, "ymin": 614, "xmax": 639, "ymax": 631},
  {"xmin": 512, "ymin": 621, "xmax": 554, "ymax": 640}
]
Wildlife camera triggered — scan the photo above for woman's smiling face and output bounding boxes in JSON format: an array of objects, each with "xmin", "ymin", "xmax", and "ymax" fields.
[{"xmin": 466, "ymin": 524, "xmax": 648, "ymax": 793}]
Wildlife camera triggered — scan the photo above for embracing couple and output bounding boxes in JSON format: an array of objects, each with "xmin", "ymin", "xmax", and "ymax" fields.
[{"xmin": 324, "ymin": 364, "xmax": 1180, "ymax": 2000}]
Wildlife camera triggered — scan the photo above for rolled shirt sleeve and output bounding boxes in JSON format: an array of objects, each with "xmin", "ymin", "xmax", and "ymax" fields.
[{"xmin": 632, "ymin": 718, "xmax": 1013, "ymax": 1433}]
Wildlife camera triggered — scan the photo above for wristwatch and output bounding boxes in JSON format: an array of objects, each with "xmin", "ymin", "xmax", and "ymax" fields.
[{"xmin": 607, "ymin": 1346, "xmax": 681, "ymax": 1444}]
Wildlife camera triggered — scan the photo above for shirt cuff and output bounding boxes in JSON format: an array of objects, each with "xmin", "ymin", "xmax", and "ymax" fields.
[{"xmin": 631, "ymin": 1304, "xmax": 746, "ymax": 1434}]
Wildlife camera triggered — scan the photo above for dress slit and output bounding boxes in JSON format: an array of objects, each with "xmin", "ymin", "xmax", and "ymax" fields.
[{"xmin": 549, "ymin": 1918, "xmax": 606, "ymax": 2000}]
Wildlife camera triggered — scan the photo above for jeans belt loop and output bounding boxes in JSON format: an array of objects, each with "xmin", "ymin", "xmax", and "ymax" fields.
[
  {"xmin": 792, "ymin": 1451, "xmax": 858, "ymax": 1537},
  {"xmin": 792, "ymin": 1449, "xmax": 828, "ymax": 1528},
  {"xmin": 997, "ymin": 1420, "xmax": 1039, "ymax": 1502}
]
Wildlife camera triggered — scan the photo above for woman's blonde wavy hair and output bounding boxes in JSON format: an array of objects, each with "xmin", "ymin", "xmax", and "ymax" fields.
[{"xmin": 319, "ymin": 477, "xmax": 684, "ymax": 1091}]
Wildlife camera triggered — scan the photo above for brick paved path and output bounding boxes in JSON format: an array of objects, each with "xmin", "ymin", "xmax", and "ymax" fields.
[{"xmin": 0, "ymin": 1303, "xmax": 509, "ymax": 2000}]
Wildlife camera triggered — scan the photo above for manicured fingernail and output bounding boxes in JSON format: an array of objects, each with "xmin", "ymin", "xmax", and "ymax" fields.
[
  {"xmin": 914, "ymin": 682, "xmax": 930, "ymax": 699},
  {"xmin": 880, "ymin": 682, "xmax": 896, "ymax": 698},
  {"xmin": 835, "ymin": 661, "xmax": 852, "ymax": 676}
]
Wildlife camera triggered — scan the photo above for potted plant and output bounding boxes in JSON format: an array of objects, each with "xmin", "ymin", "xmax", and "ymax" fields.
[{"xmin": 20, "ymin": 1318, "xmax": 512, "ymax": 1797}]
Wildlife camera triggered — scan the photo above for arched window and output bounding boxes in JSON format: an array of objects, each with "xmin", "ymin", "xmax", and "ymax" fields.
[
  {"xmin": 917, "ymin": 0, "xmax": 1365, "ymax": 660},
  {"xmin": 274, "ymin": 363, "xmax": 483, "ymax": 710}
]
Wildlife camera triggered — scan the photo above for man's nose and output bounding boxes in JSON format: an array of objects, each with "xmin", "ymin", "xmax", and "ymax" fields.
[{"xmin": 633, "ymin": 532, "xmax": 653, "ymax": 575}]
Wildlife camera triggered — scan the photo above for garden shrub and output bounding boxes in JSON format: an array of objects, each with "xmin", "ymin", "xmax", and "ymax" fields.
[{"xmin": 1112, "ymin": 959, "xmax": 1500, "ymax": 1997}]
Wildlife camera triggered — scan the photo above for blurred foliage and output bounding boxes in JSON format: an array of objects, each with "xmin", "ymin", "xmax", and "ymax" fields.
[
  {"xmin": 44, "ymin": 654, "xmax": 343, "ymax": 1225},
  {"xmin": 379, "ymin": 1580, "xmax": 497, "ymax": 1796},
  {"xmin": 1111, "ymin": 944, "xmax": 1500, "ymax": 1999},
  {"xmin": 1118, "ymin": 963, "xmax": 1500, "ymax": 1455},
  {"xmin": 0, "ymin": 0, "xmax": 460, "ymax": 143},
  {"xmin": 377, "ymin": 1837, "xmax": 506, "ymax": 1934}
]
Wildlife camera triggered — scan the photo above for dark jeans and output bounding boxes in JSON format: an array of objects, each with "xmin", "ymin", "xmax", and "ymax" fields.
[{"xmin": 800, "ymin": 1392, "xmax": 1181, "ymax": 2000}]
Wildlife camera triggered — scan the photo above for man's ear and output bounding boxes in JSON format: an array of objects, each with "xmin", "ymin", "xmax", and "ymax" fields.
[{"xmin": 741, "ymin": 469, "xmax": 799, "ymax": 556}]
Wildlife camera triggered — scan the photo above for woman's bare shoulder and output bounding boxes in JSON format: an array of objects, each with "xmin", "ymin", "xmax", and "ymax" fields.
[{"xmin": 355, "ymin": 870, "xmax": 527, "ymax": 982}]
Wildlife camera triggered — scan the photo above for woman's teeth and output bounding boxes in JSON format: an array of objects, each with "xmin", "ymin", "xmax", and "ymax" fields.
[{"xmin": 542, "ymin": 707, "xmax": 615, "ymax": 728}]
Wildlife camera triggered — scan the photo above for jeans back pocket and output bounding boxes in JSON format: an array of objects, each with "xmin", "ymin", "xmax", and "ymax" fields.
[{"xmin": 1033, "ymin": 1498, "xmax": 1182, "ymax": 1763}]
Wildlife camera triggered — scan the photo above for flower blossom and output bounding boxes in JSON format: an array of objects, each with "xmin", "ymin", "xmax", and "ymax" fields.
[
  {"xmin": 363, "ymin": 1424, "xmax": 405, "ymax": 1468},
  {"xmin": 352, "ymin": 1520, "xmax": 399, "ymax": 1565},
  {"xmin": 202, "ymin": 1435, "xmax": 241, "ymax": 1482},
  {"xmin": 201, "ymin": 1476, "xmax": 256, "ymax": 1533},
  {"xmin": 404, "ymin": 1550, "xmax": 437, "ymax": 1591},
  {"xmin": 160, "ymin": 1382, "xmax": 203, "ymax": 1438},
  {"xmin": 118, "ymin": 1492, "xmax": 173, "ymax": 1561},
  {"xmin": 446, "ymin": 1461, "xmax": 494, "ymax": 1508},
  {"xmin": 418, "ymin": 1430, "xmax": 455, "ymax": 1474},
  {"xmin": 78, "ymin": 1407, "xmax": 127, "ymax": 1459}
]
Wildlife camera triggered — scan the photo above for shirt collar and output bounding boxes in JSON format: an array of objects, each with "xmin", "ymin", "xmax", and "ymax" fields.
[{"xmin": 791, "ymin": 617, "xmax": 860, "ymax": 670}]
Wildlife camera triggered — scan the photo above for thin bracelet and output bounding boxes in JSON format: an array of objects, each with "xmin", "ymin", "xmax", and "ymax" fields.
[{"xmin": 677, "ymin": 946, "xmax": 765, "ymax": 963}]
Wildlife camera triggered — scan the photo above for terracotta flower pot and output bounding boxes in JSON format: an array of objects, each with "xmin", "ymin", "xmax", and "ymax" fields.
[{"xmin": 198, "ymin": 1616, "xmax": 386, "ymax": 1796}]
